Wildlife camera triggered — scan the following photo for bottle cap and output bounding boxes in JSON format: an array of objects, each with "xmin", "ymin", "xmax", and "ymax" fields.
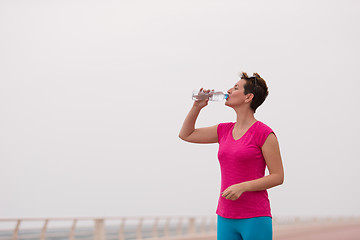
[{"xmin": 225, "ymin": 94, "xmax": 229, "ymax": 100}]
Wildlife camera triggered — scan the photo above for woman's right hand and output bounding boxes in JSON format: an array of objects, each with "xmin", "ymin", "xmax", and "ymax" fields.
[{"xmin": 193, "ymin": 88, "xmax": 213, "ymax": 109}]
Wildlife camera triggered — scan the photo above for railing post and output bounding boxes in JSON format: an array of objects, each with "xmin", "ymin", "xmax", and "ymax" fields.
[
  {"xmin": 152, "ymin": 217, "xmax": 159, "ymax": 238},
  {"xmin": 176, "ymin": 217, "xmax": 183, "ymax": 236},
  {"xmin": 136, "ymin": 217, "xmax": 143, "ymax": 240},
  {"xmin": 12, "ymin": 219, "xmax": 21, "ymax": 240},
  {"xmin": 188, "ymin": 217, "xmax": 196, "ymax": 235},
  {"xmin": 94, "ymin": 219, "xmax": 105, "ymax": 240},
  {"xmin": 69, "ymin": 219, "xmax": 77, "ymax": 240},
  {"xmin": 163, "ymin": 217, "xmax": 170, "ymax": 237},
  {"xmin": 40, "ymin": 219, "xmax": 49, "ymax": 240},
  {"xmin": 119, "ymin": 218, "xmax": 126, "ymax": 240}
]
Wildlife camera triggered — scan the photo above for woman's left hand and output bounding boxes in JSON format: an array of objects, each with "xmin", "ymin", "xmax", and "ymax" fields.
[{"xmin": 221, "ymin": 183, "xmax": 248, "ymax": 201}]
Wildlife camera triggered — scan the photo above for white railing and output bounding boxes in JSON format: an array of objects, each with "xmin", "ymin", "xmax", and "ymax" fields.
[
  {"xmin": 2, "ymin": 215, "xmax": 359, "ymax": 240},
  {"xmin": 0, "ymin": 216, "xmax": 217, "ymax": 240}
]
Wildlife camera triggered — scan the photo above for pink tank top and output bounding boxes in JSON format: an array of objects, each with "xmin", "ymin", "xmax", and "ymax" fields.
[{"xmin": 216, "ymin": 121, "xmax": 275, "ymax": 219}]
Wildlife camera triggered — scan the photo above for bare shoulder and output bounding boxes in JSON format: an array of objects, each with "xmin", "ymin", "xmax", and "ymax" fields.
[
  {"xmin": 262, "ymin": 133, "xmax": 279, "ymax": 150},
  {"xmin": 261, "ymin": 132, "xmax": 284, "ymax": 180}
]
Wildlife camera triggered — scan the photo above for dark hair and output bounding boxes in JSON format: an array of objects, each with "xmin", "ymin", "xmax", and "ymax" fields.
[{"xmin": 240, "ymin": 72, "xmax": 269, "ymax": 113}]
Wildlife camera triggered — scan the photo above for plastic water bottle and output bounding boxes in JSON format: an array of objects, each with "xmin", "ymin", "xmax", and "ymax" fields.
[{"xmin": 192, "ymin": 89, "xmax": 229, "ymax": 101}]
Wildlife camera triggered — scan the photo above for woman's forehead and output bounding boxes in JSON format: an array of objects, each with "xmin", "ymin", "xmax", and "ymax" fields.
[{"xmin": 235, "ymin": 79, "xmax": 245, "ymax": 86}]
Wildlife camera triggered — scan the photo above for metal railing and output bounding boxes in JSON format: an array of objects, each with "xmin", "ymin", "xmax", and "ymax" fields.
[{"xmin": 0, "ymin": 216, "xmax": 217, "ymax": 240}]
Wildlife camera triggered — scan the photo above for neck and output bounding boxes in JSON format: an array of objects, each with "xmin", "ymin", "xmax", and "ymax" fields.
[{"xmin": 233, "ymin": 106, "xmax": 256, "ymax": 129}]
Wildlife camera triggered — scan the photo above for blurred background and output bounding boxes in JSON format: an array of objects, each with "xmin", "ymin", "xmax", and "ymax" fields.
[{"xmin": 0, "ymin": 0, "xmax": 359, "ymax": 220}]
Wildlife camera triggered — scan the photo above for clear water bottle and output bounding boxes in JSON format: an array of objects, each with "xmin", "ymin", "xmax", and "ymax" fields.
[{"xmin": 192, "ymin": 89, "xmax": 229, "ymax": 101}]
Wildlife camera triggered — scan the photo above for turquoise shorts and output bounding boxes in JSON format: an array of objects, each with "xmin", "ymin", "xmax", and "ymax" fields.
[{"xmin": 217, "ymin": 214, "xmax": 272, "ymax": 240}]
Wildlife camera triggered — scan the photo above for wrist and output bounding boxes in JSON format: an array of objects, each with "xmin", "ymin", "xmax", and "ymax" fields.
[
  {"xmin": 240, "ymin": 182, "xmax": 251, "ymax": 192},
  {"xmin": 192, "ymin": 104, "xmax": 203, "ymax": 111}
]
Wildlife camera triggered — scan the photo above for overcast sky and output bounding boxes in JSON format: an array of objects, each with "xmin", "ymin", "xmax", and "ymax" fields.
[{"xmin": 1, "ymin": 0, "xmax": 359, "ymax": 220}]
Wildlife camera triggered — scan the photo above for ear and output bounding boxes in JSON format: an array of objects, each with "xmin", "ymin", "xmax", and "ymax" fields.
[{"xmin": 245, "ymin": 93, "xmax": 254, "ymax": 103}]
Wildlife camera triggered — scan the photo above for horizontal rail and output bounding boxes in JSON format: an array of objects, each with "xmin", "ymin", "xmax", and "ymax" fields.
[
  {"xmin": 1, "ymin": 215, "xmax": 359, "ymax": 240},
  {"xmin": 0, "ymin": 216, "xmax": 206, "ymax": 221},
  {"xmin": 0, "ymin": 215, "xmax": 217, "ymax": 240}
]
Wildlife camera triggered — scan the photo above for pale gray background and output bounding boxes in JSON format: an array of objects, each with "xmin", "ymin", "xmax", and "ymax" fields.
[{"xmin": 1, "ymin": 0, "xmax": 359, "ymax": 219}]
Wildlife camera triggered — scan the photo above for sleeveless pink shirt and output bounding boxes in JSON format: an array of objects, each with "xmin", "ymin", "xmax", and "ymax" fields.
[{"xmin": 216, "ymin": 121, "xmax": 275, "ymax": 219}]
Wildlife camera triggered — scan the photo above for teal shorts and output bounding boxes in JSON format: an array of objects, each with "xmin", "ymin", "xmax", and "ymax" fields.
[{"xmin": 217, "ymin": 214, "xmax": 272, "ymax": 240}]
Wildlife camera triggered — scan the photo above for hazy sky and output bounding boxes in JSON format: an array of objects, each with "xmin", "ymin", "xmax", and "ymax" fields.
[{"xmin": 1, "ymin": 0, "xmax": 359, "ymax": 219}]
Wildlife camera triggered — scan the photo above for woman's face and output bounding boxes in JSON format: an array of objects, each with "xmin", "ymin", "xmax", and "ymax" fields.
[{"xmin": 225, "ymin": 79, "xmax": 250, "ymax": 107}]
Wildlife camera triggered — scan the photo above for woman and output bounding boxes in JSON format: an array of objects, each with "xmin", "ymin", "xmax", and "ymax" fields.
[{"xmin": 178, "ymin": 72, "xmax": 284, "ymax": 240}]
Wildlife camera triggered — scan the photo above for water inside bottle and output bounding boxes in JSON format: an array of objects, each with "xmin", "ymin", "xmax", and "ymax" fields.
[
  {"xmin": 192, "ymin": 95, "xmax": 209, "ymax": 101},
  {"xmin": 192, "ymin": 90, "xmax": 211, "ymax": 100},
  {"xmin": 211, "ymin": 93, "xmax": 225, "ymax": 101},
  {"xmin": 192, "ymin": 90, "xmax": 228, "ymax": 101}
]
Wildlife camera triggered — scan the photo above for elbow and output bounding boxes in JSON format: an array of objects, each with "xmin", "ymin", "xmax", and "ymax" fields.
[
  {"xmin": 178, "ymin": 134, "xmax": 187, "ymax": 141},
  {"xmin": 279, "ymin": 179, "xmax": 284, "ymax": 186},
  {"xmin": 179, "ymin": 131, "xmax": 193, "ymax": 142},
  {"xmin": 278, "ymin": 174, "xmax": 284, "ymax": 185},
  {"xmin": 271, "ymin": 173, "xmax": 284, "ymax": 186}
]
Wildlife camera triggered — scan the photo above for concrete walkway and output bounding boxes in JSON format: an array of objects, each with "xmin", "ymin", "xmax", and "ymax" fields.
[
  {"xmin": 166, "ymin": 220, "xmax": 360, "ymax": 240},
  {"xmin": 274, "ymin": 220, "xmax": 360, "ymax": 240}
]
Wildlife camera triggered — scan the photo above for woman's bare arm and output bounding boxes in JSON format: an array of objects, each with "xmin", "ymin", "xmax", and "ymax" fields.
[
  {"xmin": 243, "ymin": 133, "xmax": 284, "ymax": 191},
  {"xmin": 178, "ymin": 105, "xmax": 218, "ymax": 144},
  {"xmin": 179, "ymin": 89, "xmax": 218, "ymax": 144}
]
